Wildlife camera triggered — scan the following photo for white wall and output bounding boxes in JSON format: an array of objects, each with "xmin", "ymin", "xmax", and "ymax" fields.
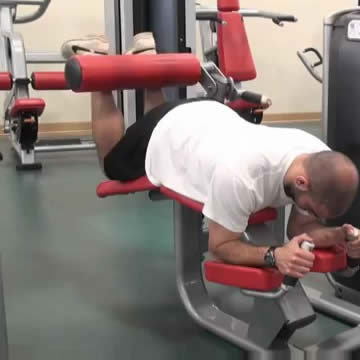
[{"xmin": 8, "ymin": 1, "xmax": 358, "ymax": 123}]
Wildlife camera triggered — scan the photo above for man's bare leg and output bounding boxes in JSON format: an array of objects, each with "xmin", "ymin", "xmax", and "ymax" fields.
[
  {"xmin": 144, "ymin": 89, "xmax": 165, "ymax": 113},
  {"xmin": 91, "ymin": 88, "xmax": 165, "ymax": 167},
  {"xmin": 91, "ymin": 91, "xmax": 124, "ymax": 165}
]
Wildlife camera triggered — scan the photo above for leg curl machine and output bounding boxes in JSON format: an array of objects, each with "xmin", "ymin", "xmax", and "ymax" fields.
[
  {"xmin": 0, "ymin": 0, "xmax": 96, "ymax": 170},
  {"xmin": 62, "ymin": 2, "xmax": 360, "ymax": 357},
  {"xmin": 298, "ymin": 2, "xmax": 360, "ymax": 334}
]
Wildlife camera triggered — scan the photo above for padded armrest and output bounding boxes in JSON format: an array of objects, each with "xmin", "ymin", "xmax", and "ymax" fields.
[
  {"xmin": 205, "ymin": 261, "xmax": 284, "ymax": 291},
  {"xmin": 311, "ymin": 248, "xmax": 347, "ymax": 273},
  {"xmin": 9, "ymin": 98, "xmax": 46, "ymax": 117},
  {"xmin": 205, "ymin": 248, "xmax": 347, "ymax": 291}
]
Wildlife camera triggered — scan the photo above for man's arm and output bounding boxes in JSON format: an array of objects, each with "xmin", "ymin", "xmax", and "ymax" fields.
[
  {"xmin": 208, "ymin": 219, "xmax": 315, "ymax": 278},
  {"xmin": 208, "ymin": 220, "xmax": 268, "ymax": 266},
  {"xmin": 287, "ymin": 205, "xmax": 345, "ymax": 248}
]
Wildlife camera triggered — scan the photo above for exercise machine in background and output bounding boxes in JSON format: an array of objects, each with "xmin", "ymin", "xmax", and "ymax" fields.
[
  {"xmin": 298, "ymin": 4, "xmax": 360, "ymax": 330},
  {"xmin": 0, "ymin": 0, "xmax": 95, "ymax": 170},
  {"xmin": 196, "ymin": 3, "xmax": 297, "ymax": 124}
]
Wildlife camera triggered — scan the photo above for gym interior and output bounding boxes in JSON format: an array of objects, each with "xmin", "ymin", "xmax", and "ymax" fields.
[{"xmin": 0, "ymin": 0, "xmax": 360, "ymax": 359}]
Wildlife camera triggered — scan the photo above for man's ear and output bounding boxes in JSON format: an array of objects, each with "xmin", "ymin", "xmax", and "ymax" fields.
[{"xmin": 295, "ymin": 176, "xmax": 310, "ymax": 192}]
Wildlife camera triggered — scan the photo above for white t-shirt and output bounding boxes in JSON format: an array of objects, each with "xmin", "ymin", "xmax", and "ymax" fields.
[{"xmin": 145, "ymin": 100, "xmax": 329, "ymax": 233}]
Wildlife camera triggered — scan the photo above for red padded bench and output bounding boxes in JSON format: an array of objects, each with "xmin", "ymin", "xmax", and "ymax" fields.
[
  {"xmin": 97, "ymin": 176, "xmax": 348, "ymax": 292},
  {"xmin": 97, "ymin": 176, "xmax": 277, "ymax": 225}
]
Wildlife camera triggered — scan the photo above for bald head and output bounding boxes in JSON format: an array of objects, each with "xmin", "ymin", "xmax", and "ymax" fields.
[{"xmin": 304, "ymin": 151, "xmax": 359, "ymax": 217}]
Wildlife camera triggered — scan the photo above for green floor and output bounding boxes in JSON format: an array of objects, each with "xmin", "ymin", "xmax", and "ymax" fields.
[
  {"xmin": 0, "ymin": 141, "xmax": 243, "ymax": 360},
  {"xmin": 0, "ymin": 121, "xmax": 348, "ymax": 359}
]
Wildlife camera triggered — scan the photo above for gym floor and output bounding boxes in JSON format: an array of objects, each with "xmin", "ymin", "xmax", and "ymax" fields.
[{"xmin": 0, "ymin": 121, "xmax": 349, "ymax": 360}]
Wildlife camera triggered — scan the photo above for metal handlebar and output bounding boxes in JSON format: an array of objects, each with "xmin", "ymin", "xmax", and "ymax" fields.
[
  {"xmin": 196, "ymin": 7, "xmax": 297, "ymax": 26},
  {"xmin": 297, "ymin": 48, "xmax": 323, "ymax": 83},
  {"xmin": 0, "ymin": 0, "xmax": 51, "ymax": 24}
]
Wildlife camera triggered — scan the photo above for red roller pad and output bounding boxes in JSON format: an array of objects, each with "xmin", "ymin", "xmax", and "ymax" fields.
[
  {"xmin": 71, "ymin": 54, "xmax": 201, "ymax": 92},
  {"xmin": 32, "ymin": 72, "xmax": 69, "ymax": 90},
  {"xmin": 205, "ymin": 261, "xmax": 284, "ymax": 291},
  {"xmin": 311, "ymin": 248, "xmax": 347, "ymax": 273},
  {"xmin": 217, "ymin": 0, "xmax": 239, "ymax": 11},
  {"xmin": 96, "ymin": 176, "xmax": 158, "ymax": 198},
  {"xmin": 217, "ymin": 12, "xmax": 256, "ymax": 81},
  {"xmin": 0, "ymin": 72, "xmax": 12, "ymax": 90},
  {"xmin": 10, "ymin": 98, "xmax": 45, "ymax": 117}
]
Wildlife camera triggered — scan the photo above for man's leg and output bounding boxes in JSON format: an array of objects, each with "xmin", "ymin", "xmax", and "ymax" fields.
[
  {"xmin": 91, "ymin": 92, "xmax": 125, "ymax": 165},
  {"xmin": 62, "ymin": 32, "xmax": 164, "ymax": 165},
  {"xmin": 144, "ymin": 89, "xmax": 165, "ymax": 114}
]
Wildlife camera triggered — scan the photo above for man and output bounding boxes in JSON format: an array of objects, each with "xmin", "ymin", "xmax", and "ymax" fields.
[{"xmin": 62, "ymin": 33, "xmax": 360, "ymax": 279}]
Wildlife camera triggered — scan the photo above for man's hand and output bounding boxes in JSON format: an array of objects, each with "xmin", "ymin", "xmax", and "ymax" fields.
[
  {"xmin": 342, "ymin": 224, "xmax": 360, "ymax": 259},
  {"xmin": 275, "ymin": 234, "xmax": 315, "ymax": 278}
]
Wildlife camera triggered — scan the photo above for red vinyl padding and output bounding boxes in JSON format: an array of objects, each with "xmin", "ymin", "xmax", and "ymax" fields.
[
  {"xmin": 0, "ymin": 72, "xmax": 12, "ymax": 90},
  {"xmin": 205, "ymin": 262, "xmax": 284, "ymax": 291},
  {"xmin": 217, "ymin": 12, "xmax": 256, "ymax": 81},
  {"xmin": 32, "ymin": 72, "xmax": 69, "ymax": 90},
  {"xmin": 205, "ymin": 248, "xmax": 347, "ymax": 290},
  {"xmin": 311, "ymin": 248, "xmax": 347, "ymax": 273},
  {"xmin": 96, "ymin": 176, "xmax": 157, "ymax": 198},
  {"xmin": 66, "ymin": 54, "xmax": 202, "ymax": 93},
  {"xmin": 96, "ymin": 177, "xmax": 277, "ymax": 226},
  {"xmin": 9, "ymin": 98, "xmax": 45, "ymax": 117},
  {"xmin": 217, "ymin": 0, "xmax": 239, "ymax": 11}
]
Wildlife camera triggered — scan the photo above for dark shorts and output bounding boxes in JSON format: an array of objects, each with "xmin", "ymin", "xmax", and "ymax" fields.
[{"xmin": 103, "ymin": 98, "xmax": 207, "ymax": 181}]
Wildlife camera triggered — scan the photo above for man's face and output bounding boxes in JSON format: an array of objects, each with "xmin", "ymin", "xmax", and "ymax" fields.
[{"xmin": 294, "ymin": 192, "xmax": 331, "ymax": 220}]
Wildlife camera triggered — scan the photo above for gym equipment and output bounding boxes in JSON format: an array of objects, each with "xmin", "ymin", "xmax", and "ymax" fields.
[
  {"xmin": 196, "ymin": 3, "xmax": 298, "ymax": 124},
  {"xmin": 70, "ymin": 51, "xmax": 360, "ymax": 358},
  {"xmin": 0, "ymin": 0, "xmax": 96, "ymax": 170},
  {"xmin": 67, "ymin": 1, "xmax": 360, "ymax": 357},
  {"xmin": 298, "ymin": 5, "xmax": 360, "ymax": 328}
]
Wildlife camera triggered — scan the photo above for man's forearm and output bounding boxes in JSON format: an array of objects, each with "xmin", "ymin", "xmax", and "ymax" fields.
[
  {"xmin": 211, "ymin": 239, "xmax": 268, "ymax": 266},
  {"xmin": 288, "ymin": 222, "xmax": 345, "ymax": 248}
]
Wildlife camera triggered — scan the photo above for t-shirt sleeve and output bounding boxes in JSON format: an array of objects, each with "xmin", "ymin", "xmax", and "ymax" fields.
[{"xmin": 202, "ymin": 165, "xmax": 254, "ymax": 233}]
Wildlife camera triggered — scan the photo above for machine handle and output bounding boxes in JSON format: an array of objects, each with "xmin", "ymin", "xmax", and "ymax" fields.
[
  {"xmin": 272, "ymin": 15, "xmax": 297, "ymax": 26},
  {"xmin": 234, "ymin": 89, "xmax": 272, "ymax": 108},
  {"xmin": 345, "ymin": 228, "xmax": 360, "ymax": 269},
  {"xmin": 0, "ymin": 0, "xmax": 52, "ymax": 24},
  {"xmin": 297, "ymin": 48, "xmax": 323, "ymax": 83},
  {"xmin": 282, "ymin": 241, "xmax": 315, "ymax": 287}
]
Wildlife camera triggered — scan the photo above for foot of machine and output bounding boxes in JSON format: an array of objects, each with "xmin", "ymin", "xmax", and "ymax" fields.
[{"xmin": 16, "ymin": 162, "xmax": 42, "ymax": 171}]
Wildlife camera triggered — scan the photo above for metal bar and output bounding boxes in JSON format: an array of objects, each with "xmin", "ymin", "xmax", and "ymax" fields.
[
  {"xmin": 2, "ymin": 32, "xmax": 28, "ymax": 79},
  {"xmin": 304, "ymin": 284, "xmax": 360, "ymax": 325},
  {"xmin": 119, "ymin": 0, "xmax": 135, "ymax": 128},
  {"xmin": 26, "ymin": 52, "xmax": 65, "ymax": 64},
  {"xmin": 305, "ymin": 326, "xmax": 360, "ymax": 359},
  {"xmin": 242, "ymin": 286, "xmax": 287, "ymax": 299},
  {"xmin": 12, "ymin": 0, "xmax": 51, "ymax": 24},
  {"xmin": 0, "ymin": 1, "xmax": 43, "ymax": 5},
  {"xmin": 196, "ymin": 7, "xmax": 297, "ymax": 22},
  {"xmin": 0, "ymin": 7, "xmax": 13, "ymax": 72},
  {"xmin": 35, "ymin": 143, "xmax": 96, "ymax": 153}
]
